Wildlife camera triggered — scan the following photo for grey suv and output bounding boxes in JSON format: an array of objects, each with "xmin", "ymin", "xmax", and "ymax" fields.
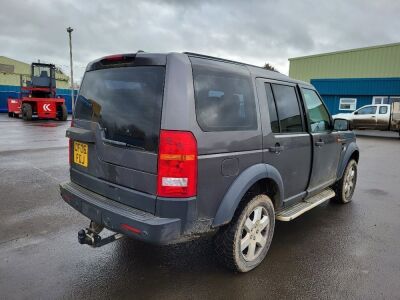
[{"xmin": 60, "ymin": 52, "xmax": 359, "ymax": 272}]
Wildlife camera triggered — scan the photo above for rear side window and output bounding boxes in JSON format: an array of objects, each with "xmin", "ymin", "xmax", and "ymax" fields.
[
  {"xmin": 271, "ymin": 84, "xmax": 304, "ymax": 133},
  {"xmin": 74, "ymin": 66, "xmax": 165, "ymax": 152},
  {"xmin": 192, "ymin": 61, "xmax": 257, "ymax": 131},
  {"xmin": 379, "ymin": 106, "xmax": 388, "ymax": 114}
]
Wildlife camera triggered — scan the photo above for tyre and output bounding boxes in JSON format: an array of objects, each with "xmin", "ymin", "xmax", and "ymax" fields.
[
  {"xmin": 214, "ymin": 194, "xmax": 275, "ymax": 272},
  {"xmin": 57, "ymin": 104, "xmax": 68, "ymax": 121},
  {"xmin": 334, "ymin": 159, "xmax": 358, "ymax": 204},
  {"xmin": 22, "ymin": 103, "xmax": 32, "ymax": 121},
  {"xmin": 8, "ymin": 112, "xmax": 12, "ymax": 117}
]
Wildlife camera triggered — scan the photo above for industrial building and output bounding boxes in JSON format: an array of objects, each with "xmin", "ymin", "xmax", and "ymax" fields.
[
  {"xmin": 0, "ymin": 56, "xmax": 76, "ymax": 113},
  {"xmin": 289, "ymin": 42, "xmax": 400, "ymax": 115}
]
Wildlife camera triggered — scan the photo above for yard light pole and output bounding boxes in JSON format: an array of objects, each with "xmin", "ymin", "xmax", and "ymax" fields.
[{"xmin": 67, "ymin": 27, "xmax": 74, "ymax": 112}]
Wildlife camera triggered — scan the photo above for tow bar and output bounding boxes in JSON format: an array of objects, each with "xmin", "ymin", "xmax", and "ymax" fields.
[{"xmin": 78, "ymin": 221, "xmax": 124, "ymax": 248}]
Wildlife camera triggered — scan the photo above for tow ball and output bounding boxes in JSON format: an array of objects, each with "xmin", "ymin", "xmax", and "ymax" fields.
[{"xmin": 78, "ymin": 221, "xmax": 124, "ymax": 248}]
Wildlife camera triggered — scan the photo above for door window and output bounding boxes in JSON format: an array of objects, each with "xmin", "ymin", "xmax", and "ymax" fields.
[
  {"xmin": 379, "ymin": 106, "xmax": 388, "ymax": 114},
  {"xmin": 302, "ymin": 89, "xmax": 331, "ymax": 133},
  {"xmin": 271, "ymin": 84, "xmax": 304, "ymax": 133},
  {"xmin": 356, "ymin": 106, "xmax": 377, "ymax": 115},
  {"xmin": 264, "ymin": 83, "xmax": 279, "ymax": 133}
]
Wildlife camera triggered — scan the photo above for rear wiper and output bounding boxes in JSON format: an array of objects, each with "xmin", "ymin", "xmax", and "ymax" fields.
[{"xmin": 103, "ymin": 138, "xmax": 145, "ymax": 151}]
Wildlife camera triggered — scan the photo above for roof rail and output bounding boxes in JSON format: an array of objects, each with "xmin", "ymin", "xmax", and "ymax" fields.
[{"xmin": 183, "ymin": 52, "xmax": 259, "ymax": 68}]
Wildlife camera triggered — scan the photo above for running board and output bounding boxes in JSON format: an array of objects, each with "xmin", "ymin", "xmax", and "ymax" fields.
[{"xmin": 276, "ymin": 188, "xmax": 335, "ymax": 221}]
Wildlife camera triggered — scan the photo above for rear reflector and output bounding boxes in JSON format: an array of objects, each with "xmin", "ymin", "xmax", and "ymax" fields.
[
  {"xmin": 157, "ymin": 130, "xmax": 197, "ymax": 198},
  {"xmin": 120, "ymin": 224, "xmax": 141, "ymax": 234}
]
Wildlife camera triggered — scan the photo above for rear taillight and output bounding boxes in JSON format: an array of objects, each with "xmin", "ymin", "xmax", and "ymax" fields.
[{"xmin": 157, "ymin": 130, "xmax": 197, "ymax": 198}]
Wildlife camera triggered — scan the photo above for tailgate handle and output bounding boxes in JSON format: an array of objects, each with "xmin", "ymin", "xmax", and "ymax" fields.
[{"xmin": 66, "ymin": 127, "xmax": 96, "ymax": 143}]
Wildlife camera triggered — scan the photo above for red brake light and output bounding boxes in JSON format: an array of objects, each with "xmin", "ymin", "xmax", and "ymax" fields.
[
  {"xmin": 103, "ymin": 54, "xmax": 124, "ymax": 62},
  {"xmin": 157, "ymin": 130, "xmax": 197, "ymax": 198}
]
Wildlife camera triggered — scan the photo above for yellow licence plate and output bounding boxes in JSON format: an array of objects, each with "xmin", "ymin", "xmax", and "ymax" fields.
[{"xmin": 74, "ymin": 141, "xmax": 88, "ymax": 167}]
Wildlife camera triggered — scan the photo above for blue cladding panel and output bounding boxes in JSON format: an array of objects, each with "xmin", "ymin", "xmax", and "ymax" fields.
[
  {"xmin": 311, "ymin": 77, "xmax": 400, "ymax": 115},
  {"xmin": 0, "ymin": 85, "xmax": 77, "ymax": 113},
  {"xmin": 311, "ymin": 77, "xmax": 400, "ymax": 96}
]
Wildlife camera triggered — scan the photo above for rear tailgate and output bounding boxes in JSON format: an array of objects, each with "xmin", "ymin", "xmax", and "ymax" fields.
[{"xmin": 68, "ymin": 54, "xmax": 166, "ymax": 214}]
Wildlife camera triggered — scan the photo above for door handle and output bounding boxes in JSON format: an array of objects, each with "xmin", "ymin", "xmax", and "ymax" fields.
[
  {"xmin": 315, "ymin": 140, "xmax": 325, "ymax": 147},
  {"xmin": 269, "ymin": 143, "xmax": 284, "ymax": 154},
  {"xmin": 371, "ymin": 116, "xmax": 376, "ymax": 118}
]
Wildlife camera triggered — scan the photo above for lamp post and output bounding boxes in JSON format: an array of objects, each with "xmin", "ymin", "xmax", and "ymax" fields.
[{"xmin": 67, "ymin": 27, "xmax": 74, "ymax": 112}]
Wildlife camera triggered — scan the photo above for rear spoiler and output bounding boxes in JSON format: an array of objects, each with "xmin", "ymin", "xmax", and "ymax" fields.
[{"xmin": 86, "ymin": 51, "xmax": 166, "ymax": 71}]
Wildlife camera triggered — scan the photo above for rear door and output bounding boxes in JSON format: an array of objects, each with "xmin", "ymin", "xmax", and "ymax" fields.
[
  {"xmin": 258, "ymin": 79, "xmax": 312, "ymax": 204},
  {"xmin": 300, "ymin": 88, "xmax": 341, "ymax": 194},
  {"xmin": 376, "ymin": 105, "xmax": 390, "ymax": 130},
  {"xmin": 70, "ymin": 56, "xmax": 166, "ymax": 213}
]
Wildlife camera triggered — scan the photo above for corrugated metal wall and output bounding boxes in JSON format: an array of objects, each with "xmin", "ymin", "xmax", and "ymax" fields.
[
  {"xmin": 0, "ymin": 85, "xmax": 77, "ymax": 113},
  {"xmin": 311, "ymin": 77, "xmax": 400, "ymax": 96},
  {"xmin": 311, "ymin": 77, "xmax": 400, "ymax": 115},
  {"xmin": 289, "ymin": 43, "xmax": 400, "ymax": 82}
]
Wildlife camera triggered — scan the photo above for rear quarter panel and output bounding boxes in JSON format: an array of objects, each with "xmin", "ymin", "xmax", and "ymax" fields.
[{"xmin": 161, "ymin": 54, "xmax": 262, "ymax": 220}]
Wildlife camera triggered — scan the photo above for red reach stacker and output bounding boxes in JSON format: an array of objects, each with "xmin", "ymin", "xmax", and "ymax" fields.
[{"xmin": 7, "ymin": 63, "xmax": 68, "ymax": 121}]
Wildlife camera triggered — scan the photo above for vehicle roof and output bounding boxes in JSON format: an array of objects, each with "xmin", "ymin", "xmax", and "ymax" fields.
[
  {"xmin": 87, "ymin": 51, "xmax": 312, "ymax": 88},
  {"xmin": 184, "ymin": 52, "xmax": 311, "ymax": 87}
]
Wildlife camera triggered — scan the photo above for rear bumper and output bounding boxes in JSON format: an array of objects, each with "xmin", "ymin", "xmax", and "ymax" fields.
[{"xmin": 60, "ymin": 181, "xmax": 184, "ymax": 244}]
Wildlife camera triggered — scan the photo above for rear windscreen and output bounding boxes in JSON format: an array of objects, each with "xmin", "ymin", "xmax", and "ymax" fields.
[{"xmin": 74, "ymin": 66, "xmax": 165, "ymax": 152}]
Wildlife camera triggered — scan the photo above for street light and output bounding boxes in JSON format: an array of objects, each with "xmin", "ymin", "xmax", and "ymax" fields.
[{"xmin": 67, "ymin": 27, "xmax": 74, "ymax": 112}]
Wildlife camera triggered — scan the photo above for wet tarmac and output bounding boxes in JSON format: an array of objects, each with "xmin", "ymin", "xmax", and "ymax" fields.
[{"xmin": 1, "ymin": 114, "xmax": 400, "ymax": 299}]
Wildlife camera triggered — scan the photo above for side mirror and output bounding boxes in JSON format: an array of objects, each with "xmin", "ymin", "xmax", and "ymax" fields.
[
  {"xmin": 354, "ymin": 111, "xmax": 358, "ymax": 115},
  {"xmin": 333, "ymin": 118, "xmax": 352, "ymax": 131}
]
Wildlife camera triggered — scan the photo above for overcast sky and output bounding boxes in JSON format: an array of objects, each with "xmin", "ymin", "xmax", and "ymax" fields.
[{"xmin": 1, "ymin": 0, "xmax": 399, "ymax": 83}]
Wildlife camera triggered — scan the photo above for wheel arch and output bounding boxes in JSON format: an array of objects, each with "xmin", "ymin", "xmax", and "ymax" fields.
[
  {"xmin": 212, "ymin": 163, "xmax": 284, "ymax": 228},
  {"xmin": 337, "ymin": 142, "xmax": 359, "ymax": 179}
]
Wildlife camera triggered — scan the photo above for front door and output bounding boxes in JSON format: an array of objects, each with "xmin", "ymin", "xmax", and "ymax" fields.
[
  {"xmin": 300, "ymin": 88, "xmax": 341, "ymax": 194},
  {"xmin": 353, "ymin": 105, "xmax": 378, "ymax": 129},
  {"xmin": 257, "ymin": 80, "xmax": 312, "ymax": 204}
]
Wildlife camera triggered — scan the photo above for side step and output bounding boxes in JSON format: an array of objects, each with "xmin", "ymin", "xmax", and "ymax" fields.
[{"xmin": 276, "ymin": 188, "xmax": 335, "ymax": 221}]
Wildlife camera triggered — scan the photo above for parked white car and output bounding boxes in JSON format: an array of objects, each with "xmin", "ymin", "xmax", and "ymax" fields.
[{"xmin": 333, "ymin": 103, "xmax": 400, "ymax": 134}]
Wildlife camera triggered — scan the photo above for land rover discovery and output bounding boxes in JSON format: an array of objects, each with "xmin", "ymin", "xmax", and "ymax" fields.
[{"xmin": 60, "ymin": 52, "xmax": 359, "ymax": 272}]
